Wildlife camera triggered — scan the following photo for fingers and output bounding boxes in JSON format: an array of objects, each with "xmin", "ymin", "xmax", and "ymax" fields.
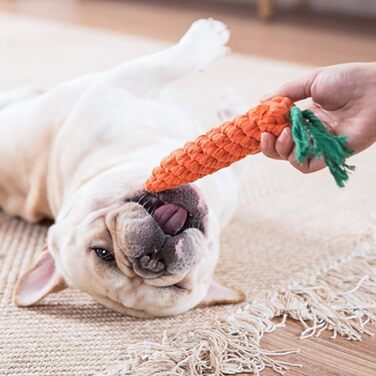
[
  {"xmin": 260, "ymin": 132, "xmax": 280, "ymax": 159},
  {"xmin": 275, "ymin": 128, "xmax": 294, "ymax": 160},
  {"xmin": 288, "ymin": 151, "xmax": 326, "ymax": 174},
  {"xmin": 262, "ymin": 68, "xmax": 322, "ymax": 102},
  {"xmin": 260, "ymin": 128, "xmax": 294, "ymax": 160},
  {"xmin": 261, "ymin": 129, "xmax": 327, "ymax": 174}
]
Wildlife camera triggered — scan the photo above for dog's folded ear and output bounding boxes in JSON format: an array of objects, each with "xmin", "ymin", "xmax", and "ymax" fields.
[
  {"xmin": 197, "ymin": 279, "xmax": 246, "ymax": 308},
  {"xmin": 13, "ymin": 249, "xmax": 67, "ymax": 307}
]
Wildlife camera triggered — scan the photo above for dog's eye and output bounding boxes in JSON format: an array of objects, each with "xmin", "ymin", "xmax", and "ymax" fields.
[{"xmin": 93, "ymin": 248, "xmax": 115, "ymax": 262}]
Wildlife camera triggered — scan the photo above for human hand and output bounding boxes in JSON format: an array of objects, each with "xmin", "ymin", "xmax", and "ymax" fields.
[{"xmin": 260, "ymin": 62, "xmax": 376, "ymax": 173}]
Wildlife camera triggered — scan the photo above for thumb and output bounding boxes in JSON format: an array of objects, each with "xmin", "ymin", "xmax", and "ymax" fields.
[{"xmin": 262, "ymin": 68, "xmax": 322, "ymax": 102}]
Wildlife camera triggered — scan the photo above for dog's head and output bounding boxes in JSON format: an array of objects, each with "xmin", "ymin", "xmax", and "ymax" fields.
[{"xmin": 13, "ymin": 170, "xmax": 244, "ymax": 317}]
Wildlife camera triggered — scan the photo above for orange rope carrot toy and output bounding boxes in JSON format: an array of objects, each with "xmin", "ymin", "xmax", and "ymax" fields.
[{"xmin": 145, "ymin": 96, "xmax": 354, "ymax": 192}]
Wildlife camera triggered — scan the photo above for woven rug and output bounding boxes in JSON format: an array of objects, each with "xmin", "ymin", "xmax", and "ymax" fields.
[{"xmin": 0, "ymin": 12, "xmax": 375, "ymax": 376}]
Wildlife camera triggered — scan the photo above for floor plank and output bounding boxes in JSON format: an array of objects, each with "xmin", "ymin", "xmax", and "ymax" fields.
[{"xmin": 259, "ymin": 319, "xmax": 376, "ymax": 376}]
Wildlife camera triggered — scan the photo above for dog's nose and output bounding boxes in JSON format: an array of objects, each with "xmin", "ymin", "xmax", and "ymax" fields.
[
  {"xmin": 133, "ymin": 250, "xmax": 165, "ymax": 278},
  {"xmin": 152, "ymin": 203, "xmax": 188, "ymax": 236},
  {"xmin": 139, "ymin": 253, "xmax": 164, "ymax": 273},
  {"xmin": 131, "ymin": 232, "xmax": 196, "ymax": 279}
]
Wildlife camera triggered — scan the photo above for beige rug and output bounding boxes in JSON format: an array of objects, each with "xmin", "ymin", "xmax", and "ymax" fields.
[{"xmin": 0, "ymin": 12, "xmax": 375, "ymax": 376}]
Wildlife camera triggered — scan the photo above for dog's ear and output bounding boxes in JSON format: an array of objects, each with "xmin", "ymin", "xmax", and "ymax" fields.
[
  {"xmin": 13, "ymin": 249, "xmax": 66, "ymax": 306},
  {"xmin": 198, "ymin": 279, "xmax": 245, "ymax": 307}
]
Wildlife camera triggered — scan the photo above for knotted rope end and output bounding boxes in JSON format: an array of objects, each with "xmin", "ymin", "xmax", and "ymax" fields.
[{"xmin": 290, "ymin": 106, "xmax": 355, "ymax": 188}]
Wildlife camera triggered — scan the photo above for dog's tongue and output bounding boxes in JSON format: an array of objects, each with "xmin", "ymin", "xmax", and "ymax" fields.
[{"xmin": 153, "ymin": 203, "xmax": 188, "ymax": 236}]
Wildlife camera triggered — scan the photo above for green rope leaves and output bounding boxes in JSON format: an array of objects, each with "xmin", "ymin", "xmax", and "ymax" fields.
[{"xmin": 290, "ymin": 106, "xmax": 354, "ymax": 187}]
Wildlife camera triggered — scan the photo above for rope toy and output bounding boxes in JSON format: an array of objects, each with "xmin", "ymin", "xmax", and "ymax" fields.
[{"xmin": 145, "ymin": 96, "xmax": 354, "ymax": 192}]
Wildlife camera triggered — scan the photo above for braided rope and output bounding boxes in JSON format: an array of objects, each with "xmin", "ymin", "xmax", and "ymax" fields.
[{"xmin": 145, "ymin": 96, "xmax": 294, "ymax": 192}]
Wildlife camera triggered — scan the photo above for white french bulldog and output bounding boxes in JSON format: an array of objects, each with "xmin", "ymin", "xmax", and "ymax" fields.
[{"xmin": 0, "ymin": 19, "xmax": 245, "ymax": 317}]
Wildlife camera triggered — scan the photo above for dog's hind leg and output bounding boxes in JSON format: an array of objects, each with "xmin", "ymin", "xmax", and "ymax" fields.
[{"xmin": 104, "ymin": 19, "xmax": 229, "ymax": 96}]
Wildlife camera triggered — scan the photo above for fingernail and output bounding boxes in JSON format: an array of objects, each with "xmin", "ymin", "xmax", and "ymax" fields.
[{"xmin": 279, "ymin": 127, "xmax": 290, "ymax": 142}]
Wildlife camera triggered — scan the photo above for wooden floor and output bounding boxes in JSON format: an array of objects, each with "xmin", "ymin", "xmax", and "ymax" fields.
[
  {"xmin": 0, "ymin": 1, "xmax": 375, "ymax": 375},
  {"xmin": 0, "ymin": 0, "xmax": 376, "ymax": 66},
  {"xmin": 260, "ymin": 319, "xmax": 376, "ymax": 376}
]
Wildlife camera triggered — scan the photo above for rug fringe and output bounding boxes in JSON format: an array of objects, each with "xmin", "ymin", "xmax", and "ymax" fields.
[
  {"xmin": 105, "ymin": 303, "xmax": 300, "ymax": 376},
  {"xmin": 266, "ymin": 241, "xmax": 376, "ymax": 341},
  {"xmin": 104, "ymin": 234, "xmax": 376, "ymax": 376}
]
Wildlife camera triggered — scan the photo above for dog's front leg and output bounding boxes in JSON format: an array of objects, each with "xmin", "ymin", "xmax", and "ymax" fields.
[{"xmin": 104, "ymin": 19, "xmax": 229, "ymax": 96}]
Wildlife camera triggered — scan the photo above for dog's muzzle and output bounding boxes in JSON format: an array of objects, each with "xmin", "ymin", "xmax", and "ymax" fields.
[{"xmin": 116, "ymin": 185, "xmax": 208, "ymax": 279}]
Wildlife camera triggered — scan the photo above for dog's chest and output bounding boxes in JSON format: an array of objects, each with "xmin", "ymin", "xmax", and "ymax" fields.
[{"xmin": 75, "ymin": 93, "xmax": 201, "ymax": 150}]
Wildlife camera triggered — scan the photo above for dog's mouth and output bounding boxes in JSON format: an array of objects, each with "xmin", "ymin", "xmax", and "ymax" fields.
[
  {"xmin": 131, "ymin": 186, "xmax": 207, "ymax": 236},
  {"xmin": 152, "ymin": 203, "xmax": 188, "ymax": 236},
  {"xmin": 120, "ymin": 185, "xmax": 208, "ymax": 281}
]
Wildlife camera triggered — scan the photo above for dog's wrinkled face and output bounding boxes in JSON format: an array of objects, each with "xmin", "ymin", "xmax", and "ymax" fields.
[
  {"xmin": 72, "ymin": 185, "xmax": 219, "ymax": 317},
  {"xmin": 14, "ymin": 180, "xmax": 244, "ymax": 317}
]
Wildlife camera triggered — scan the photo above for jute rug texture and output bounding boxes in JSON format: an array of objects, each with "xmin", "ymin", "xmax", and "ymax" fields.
[{"xmin": 0, "ymin": 13, "xmax": 375, "ymax": 375}]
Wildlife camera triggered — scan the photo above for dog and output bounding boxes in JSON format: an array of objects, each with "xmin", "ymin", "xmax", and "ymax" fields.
[{"xmin": 0, "ymin": 19, "xmax": 245, "ymax": 317}]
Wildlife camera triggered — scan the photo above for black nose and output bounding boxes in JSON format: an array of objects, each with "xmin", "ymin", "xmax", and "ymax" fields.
[
  {"xmin": 133, "ymin": 246, "xmax": 166, "ymax": 279},
  {"xmin": 131, "ymin": 233, "xmax": 196, "ymax": 279}
]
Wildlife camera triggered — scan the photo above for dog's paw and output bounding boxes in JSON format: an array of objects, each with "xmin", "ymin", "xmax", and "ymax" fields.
[{"xmin": 179, "ymin": 18, "xmax": 230, "ymax": 70}]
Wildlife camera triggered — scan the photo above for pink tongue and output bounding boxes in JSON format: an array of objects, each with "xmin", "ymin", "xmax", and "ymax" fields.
[{"xmin": 153, "ymin": 204, "xmax": 188, "ymax": 236}]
